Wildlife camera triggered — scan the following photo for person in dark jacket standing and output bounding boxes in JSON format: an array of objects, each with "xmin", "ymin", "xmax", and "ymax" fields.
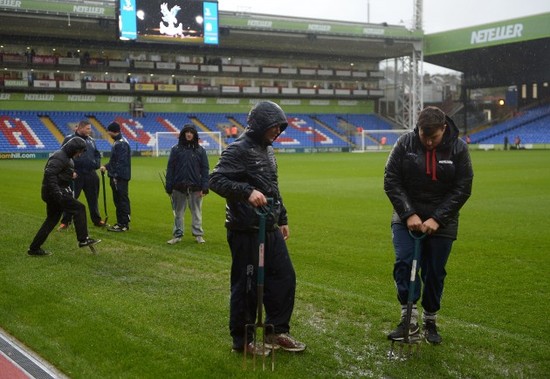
[
  {"xmin": 100, "ymin": 122, "xmax": 131, "ymax": 232},
  {"xmin": 58, "ymin": 120, "xmax": 105, "ymax": 230},
  {"xmin": 28, "ymin": 137, "xmax": 101, "ymax": 256},
  {"xmin": 384, "ymin": 106, "xmax": 473, "ymax": 344},
  {"xmin": 209, "ymin": 101, "xmax": 306, "ymax": 356},
  {"xmin": 165, "ymin": 124, "xmax": 209, "ymax": 244}
]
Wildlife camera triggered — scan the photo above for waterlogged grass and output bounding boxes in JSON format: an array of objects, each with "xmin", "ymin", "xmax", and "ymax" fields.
[{"xmin": 0, "ymin": 150, "xmax": 549, "ymax": 378}]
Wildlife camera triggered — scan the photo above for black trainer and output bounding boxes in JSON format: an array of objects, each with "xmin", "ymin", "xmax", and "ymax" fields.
[
  {"xmin": 108, "ymin": 224, "xmax": 129, "ymax": 232},
  {"xmin": 424, "ymin": 320, "xmax": 442, "ymax": 344},
  {"xmin": 387, "ymin": 320, "xmax": 419, "ymax": 341},
  {"xmin": 79, "ymin": 237, "xmax": 101, "ymax": 248},
  {"xmin": 27, "ymin": 248, "xmax": 52, "ymax": 257}
]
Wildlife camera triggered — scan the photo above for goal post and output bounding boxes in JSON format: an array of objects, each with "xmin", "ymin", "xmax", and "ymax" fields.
[
  {"xmin": 355, "ymin": 129, "xmax": 410, "ymax": 152},
  {"xmin": 154, "ymin": 131, "xmax": 223, "ymax": 156}
]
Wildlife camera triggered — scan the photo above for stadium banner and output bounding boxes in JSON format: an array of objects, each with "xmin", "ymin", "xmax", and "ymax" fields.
[
  {"xmin": 222, "ymin": 86, "xmax": 240, "ymax": 94},
  {"xmin": 0, "ymin": 0, "xmax": 115, "ymax": 18},
  {"xmin": 219, "ymin": 13, "xmax": 422, "ymax": 39},
  {"xmin": 0, "ymin": 92, "xmax": 374, "ymax": 114},
  {"xmin": 135, "ymin": 83, "xmax": 155, "ymax": 91},
  {"xmin": 4, "ymin": 80, "xmax": 28, "ymax": 88},
  {"xmin": 33, "ymin": 80, "xmax": 56, "ymax": 89},
  {"xmin": 222, "ymin": 65, "xmax": 241, "ymax": 73},
  {"xmin": 156, "ymin": 84, "xmax": 177, "ymax": 92},
  {"xmin": 179, "ymin": 85, "xmax": 199, "ymax": 93},
  {"xmin": 156, "ymin": 62, "xmax": 177, "ymax": 70},
  {"xmin": 134, "ymin": 61, "xmax": 155, "ymax": 69},
  {"xmin": 110, "ymin": 83, "xmax": 131, "ymax": 91},
  {"xmin": 58, "ymin": 57, "xmax": 81, "ymax": 66},
  {"xmin": 59, "ymin": 81, "xmax": 81, "ymax": 89},
  {"xmin": 425, "ymin": 13, "xmax": 550, "ymax": 55},
  {"xmin": 0, "ymin": 152, "xmax": 51, "ymax": 160},
  {"xmin": 86, "ymin": 82, "xmax": 108, "ymax": 90}
]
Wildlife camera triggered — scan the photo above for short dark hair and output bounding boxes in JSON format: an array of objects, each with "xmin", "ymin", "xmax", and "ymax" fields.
[
  {"xmin": 417, "ymin": 106, "xmax": 446, "ymax": 136},
  {"xmin": 77, "ymin": 119, "xmax": 90, "ymax": 129}
]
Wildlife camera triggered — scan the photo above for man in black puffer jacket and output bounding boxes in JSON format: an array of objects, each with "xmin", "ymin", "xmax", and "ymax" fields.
[
  {"xmin": 209, "ymin": 101, "xmax": 306, "ymax": 356},
  {"xmin": 28, "ymin": 137, "xmax": 101, "ymax": 256},
  {"xmin": 384, "ymin": 106, "xmax": 473, "ymax": 344}
]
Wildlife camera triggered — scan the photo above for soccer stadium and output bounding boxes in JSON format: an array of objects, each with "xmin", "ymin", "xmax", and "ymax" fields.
[{"xmin": 0, "ymin": 1, "xmax": 549, "ymax": 378}]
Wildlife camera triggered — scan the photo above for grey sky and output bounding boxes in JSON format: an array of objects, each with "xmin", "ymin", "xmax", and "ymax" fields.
[{"xmin": 218, "ymin": 0, "xmax": 550, "ymax": 33}]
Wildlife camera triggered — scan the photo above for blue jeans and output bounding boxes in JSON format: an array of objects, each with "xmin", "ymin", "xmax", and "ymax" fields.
[
  {"xmin": 171, "ymin": 189, "xmax": 204, "ymax": 237},
  {"xmin": 391, "ymin": 223, "xmax": 453, "ymax": 313}
]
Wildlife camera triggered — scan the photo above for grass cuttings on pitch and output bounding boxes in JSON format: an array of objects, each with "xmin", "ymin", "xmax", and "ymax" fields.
[{"xmin": 0, "ymin": 150, "xmax": 549, "ymax": 378}]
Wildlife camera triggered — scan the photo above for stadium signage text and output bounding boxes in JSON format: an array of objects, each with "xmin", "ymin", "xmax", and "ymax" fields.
[
  {"xmin": 470, "ymin": 23, "xmax": 523, "ymax": 44},
  {"xmin": 73, "ymin": 6, "xmax": 105, "ymax": 15},
  {"xmin": 363, "ymin": 28, "xmax": 385, "ymax": 36},
  {"xmin": 68, "ymin": 95, "xmax": 96, "ymax": 102},
  {"xmin": 108, "ymin": 96, "xmax": 134, "ymax": 103},
  {"xmin": 247, "ymin": 20, "xmax": 272, "ymax": 28},
  {"xmin": 182, "ymin": 98, "xmax": 207, "ymax": 104},
  {"xmin": 147, "ymin": 97, "xmax": 171, "ymax": 103},
  {"xmin": 308, "ymin": 24, "xmax": 331, "ymax": 32},
  {"xmin": 0, "ymin": 0, "xmax": 21, "ymax": 8},
  {"xmin": 24, "ymin": 94, "xmax": 54, "ymax": 101}
]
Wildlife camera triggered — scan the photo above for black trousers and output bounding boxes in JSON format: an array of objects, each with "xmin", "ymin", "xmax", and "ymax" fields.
[
  {"xmin": 227, "ymin": 229, "xmax": 296, "ymax": 348},
  {"xmin": 30, "ymin": 192, "xmax": 88, "ymax": 251},
  {"xmin": 61, "ymin": 171, "xmax": 102, "ymax": 225},
  {"xmin": 110, "ymin": 178, "xmax": 130, "ymax": 226}
]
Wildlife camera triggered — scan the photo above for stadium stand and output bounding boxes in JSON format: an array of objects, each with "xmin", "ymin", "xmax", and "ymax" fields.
[{"xmin": 470, "ymin": 104, "xmax": 550, "ymax": 144}]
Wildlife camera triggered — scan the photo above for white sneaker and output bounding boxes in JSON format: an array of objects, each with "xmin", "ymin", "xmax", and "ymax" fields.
[
  {"xmin": 195, "ymin": 236, "xmax": 205, "ymax": 244},
  {"xmin": 167, "ymin": 237, "xmax": 182, "ymax": 245}
]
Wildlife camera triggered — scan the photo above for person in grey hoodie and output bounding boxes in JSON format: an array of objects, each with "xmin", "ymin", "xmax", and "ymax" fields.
[{"xmin": 164, "ymin": 124, "xmax": 209, "ymax": 244}]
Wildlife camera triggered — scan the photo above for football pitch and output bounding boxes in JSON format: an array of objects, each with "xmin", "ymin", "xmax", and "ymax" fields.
[{"xmin": 0, "ymin": 150, "xmax": 548, "ymax": 378}]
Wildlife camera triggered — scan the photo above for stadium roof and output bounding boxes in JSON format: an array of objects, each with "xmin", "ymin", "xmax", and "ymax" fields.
[
  {"xmin": 424, "ymin": 13, "xmax": 550, "ymax": 88},
  {"xmin": 0, "ymin": 2, "xmax": 421, "ymax": 61}
]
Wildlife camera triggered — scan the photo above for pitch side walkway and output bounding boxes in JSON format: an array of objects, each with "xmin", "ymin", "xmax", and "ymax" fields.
[{"xmin": 0, "ymin": 328, "xmax": 67, "ymax": 379}]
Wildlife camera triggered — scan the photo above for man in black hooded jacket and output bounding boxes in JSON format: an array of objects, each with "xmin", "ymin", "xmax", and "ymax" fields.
[
  {"xmin": 209, "ymin": 101, "xmax": 306, "ymax": 356},
  {"xmin": 28, "ymin": 137, "xmax": 101, "ymax": 256},
  {"xmin": 165, "ymin": 124, "xmax": 209, "ymax": 244},
  {"xmin": 384, "ymin": 106, "xmax": 473, "ymax": 344}
]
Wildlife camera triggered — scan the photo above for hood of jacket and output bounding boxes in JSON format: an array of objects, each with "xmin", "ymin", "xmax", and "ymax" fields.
[
  {"xmin": 61, "ymin": 136, "xmax": 87, "ymax": 158},
  {"xmin": 244, "ymin": 101, "xmax": 288, "ymax": 145},
  {"xmin": 179, "ymin": 124, "xmax": 200, "ymax": 149}
]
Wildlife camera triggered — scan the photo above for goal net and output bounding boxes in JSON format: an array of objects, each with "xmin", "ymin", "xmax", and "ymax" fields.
[
  {"xmin": 154, "ymin": 131, "xmax": 223, "ymax": 156},
  {"xmin": 354, "ymin": 129, "xmax": 410, "ymax": 152}
]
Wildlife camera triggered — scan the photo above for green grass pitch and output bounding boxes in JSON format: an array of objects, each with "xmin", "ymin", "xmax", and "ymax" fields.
[{"xmin": 0, "ymin": 150, "xmax": 548, "ymax": 378}]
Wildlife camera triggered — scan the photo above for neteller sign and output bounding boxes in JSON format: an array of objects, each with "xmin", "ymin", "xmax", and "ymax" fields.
[{"xmin": 471, "ymin": 23, "xmax": 523, "ymax": 44}]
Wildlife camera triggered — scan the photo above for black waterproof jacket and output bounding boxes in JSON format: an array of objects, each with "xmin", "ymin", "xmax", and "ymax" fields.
[
  {"xmin": 62, "ymin": 132, "xmax": 101, "ymax": 174},
  {"xmin": 165, "ymin": 126, "xmax": 209, "ymax": 194},
  {"xmin": 105, "ymin": 134, "xmax": 131, "ymax": 181},
  {"xmin": 383, "ymin": 116, "xmax": 473, "ymax": 239},
  {"xmin": 209, "ymin": 101, "xmax": 288, "ymax": 232},
  {"xmin": 41, "ymin": 137, "xmax": 86, "ymax": 202}
]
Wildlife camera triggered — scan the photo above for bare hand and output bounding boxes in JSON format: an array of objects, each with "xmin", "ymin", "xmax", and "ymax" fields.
[
  {"xmin": 422, "ymin": 218, "xmax": 440, "ymax": 235},
  {"xmin": 280, "ymin": 224, "xmax": 290, "ymax": 240},
  {"xmin": 406, "ymin": 214, "xmax": 423, "ymax": 232},
  {"xmin": 248, "ymin": 189, "xmax": 266, "ymax": 207}
]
